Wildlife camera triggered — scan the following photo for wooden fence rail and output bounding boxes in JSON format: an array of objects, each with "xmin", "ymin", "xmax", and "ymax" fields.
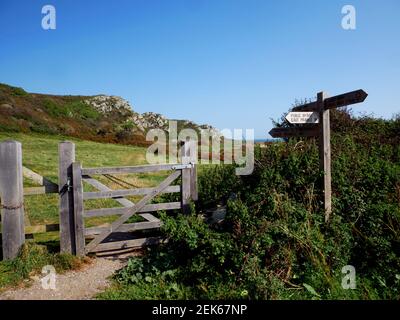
[
  {"xmin": 23, "ymin": 186, "xmax": 58, "ymax": 196},
  {"xmin": 82, "ymin": 185, "xmax": 180, "ymax": 200},
  {"xmin": 22, "ymin": 166, "xmax": 59, "ymax": 194},
  {"xmin": 81, "ymin": 163, "xmax": 180, "ymax": 175},
  {"xmin": 1, "ymin": 139, "xmax": 198, "ymax": 260},
  {"xmin": 84, "ymin": 202, "xmax": 182, "ymax": 218}
]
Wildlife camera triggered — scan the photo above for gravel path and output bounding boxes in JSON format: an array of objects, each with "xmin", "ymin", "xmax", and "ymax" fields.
[{"xmin": 0, "ymin": 254, "xmax": 134, "ymax": 300}]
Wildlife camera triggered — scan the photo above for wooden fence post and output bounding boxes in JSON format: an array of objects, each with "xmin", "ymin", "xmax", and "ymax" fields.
[
  {"xmin": 58, "ymin": 141, "xmax": 76, "ymax": 254},
  {"xmin": 188, "ymin": 140, "xmax": 198, "ymax": 201},
  {"xmin": 72, "ymin": 162, "xmax": 85, "ymax": 256},
  {"xmin": 180, "ymin": 141, "xmax": 191, "ymax": 214},
  {"xmin": 0, "ymin": 140, "xmax": 25, "ymax": 260},
  {"xmin": 317, "ymin": 92, "xmax": 332, "ymax": 222}
]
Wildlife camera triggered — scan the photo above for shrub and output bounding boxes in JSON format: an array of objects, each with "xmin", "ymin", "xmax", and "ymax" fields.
[
  {"xmin": 42, "ymin": 98, "xmax": 70, "ymax": 117},
  {"xmin": 65, "ymin": 100, "xmax": 100, "ymax": 120},
  {"xmin": 101, "ymin": 109, "xmax": 400, "ymax": 300},
  {"xmin": 11, "ymin": 86, "xmax": 27, "ymax": 96}
]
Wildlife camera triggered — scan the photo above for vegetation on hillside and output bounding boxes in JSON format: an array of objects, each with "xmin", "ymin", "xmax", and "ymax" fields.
[
  {"xmin": 0, "ymin": 83, "xmax": 221, "ymax": 148},
  {"xmin": 99, "ymin": 109, "xmax": 400, "ymax": 300},
  {"xmin": 0, "ymin": 83, "xmax": 151, "ymax": 146}
]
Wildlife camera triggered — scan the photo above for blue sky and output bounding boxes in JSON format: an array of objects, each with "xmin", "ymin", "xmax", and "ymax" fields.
[{"xmin": 0, "ymin": 0, "xmax": 399, "ymax": 138}]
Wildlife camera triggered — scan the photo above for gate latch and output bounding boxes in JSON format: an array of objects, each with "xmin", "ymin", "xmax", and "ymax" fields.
[
  {"xmin": 172, "ymin": 163, "xmax": 194, "ymax": 170},
  {"xmin": 67, "ymin": 177, "xmax": 72, "ymax": 192}
]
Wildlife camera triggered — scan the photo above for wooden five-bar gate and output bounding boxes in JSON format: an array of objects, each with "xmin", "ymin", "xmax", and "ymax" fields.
[{"xmin": 0, "ymin": 140, "xmax": 197, "ymax": 259}]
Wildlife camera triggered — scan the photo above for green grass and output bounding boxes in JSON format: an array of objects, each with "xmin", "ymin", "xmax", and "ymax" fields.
[{"xmin": 0, "ymin": 132, "xmax": 148, "ymax": 183}]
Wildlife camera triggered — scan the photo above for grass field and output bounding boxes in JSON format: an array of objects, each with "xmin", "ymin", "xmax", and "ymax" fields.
[{"xmin": 0, "ymin": 132, "xmax": 175, "ymax": 244}]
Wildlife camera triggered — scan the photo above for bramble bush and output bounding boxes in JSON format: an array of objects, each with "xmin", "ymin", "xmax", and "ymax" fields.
[{"xmin": 100, "ymin": 109, "xmax": 400, "ymax": 300}]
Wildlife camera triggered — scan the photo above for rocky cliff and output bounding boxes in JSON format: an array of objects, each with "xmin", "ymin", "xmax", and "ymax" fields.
[
  {"xmin": 0, "ymin": 83, "xmax": 221, "ymax": 146},
  {"xmin": 84, "ymin": 94, "xmax": 221, "ymax": 137}
]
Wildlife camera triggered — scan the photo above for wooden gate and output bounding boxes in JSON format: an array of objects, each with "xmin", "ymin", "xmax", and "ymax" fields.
[{"xmin": 59, "ymin": 141, "xmax": 197, "ymax": 256}]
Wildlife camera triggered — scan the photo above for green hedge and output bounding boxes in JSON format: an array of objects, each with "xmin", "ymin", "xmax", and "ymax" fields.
[{"xmin": 99, "ymin": 110, "xmax": 400, "ymax": 300}]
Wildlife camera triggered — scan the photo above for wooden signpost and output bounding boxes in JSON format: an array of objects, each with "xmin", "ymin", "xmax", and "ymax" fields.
[
  {"xmin": 269, "ymin": 89, "xmax": 368, "ymax": 222},
  {"xmin": 269, "ymin": 126, "xmax": 319, "ymax": 138}
]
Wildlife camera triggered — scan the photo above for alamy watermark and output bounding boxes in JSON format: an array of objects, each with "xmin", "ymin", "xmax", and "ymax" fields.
[
  {"xmin": 41, "ymin": 265, "xmax": 57, "ymax": 290},
  {"xmin": 41, "ymin": 5, "xmax": 56, "ymax": 30},
  {"xmin": 341, "ymin": 265, "xmax": 356, "ymax": 289},
  {"xmin": 145, "ymin": 120, "xmax": 254, "ymax": 175},
  {"xmin": 341, "ymin": 5, "xmax": 356, "ymax": 30}
]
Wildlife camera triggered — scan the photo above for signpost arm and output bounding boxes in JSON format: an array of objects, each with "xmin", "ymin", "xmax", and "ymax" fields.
[
  {"xmin": 270, "ymin": 89, "xmax": 367, "ymax": 223},
  {"xmin": 317, "ymin": 92, "xmax": 332, "ymax": 222}
]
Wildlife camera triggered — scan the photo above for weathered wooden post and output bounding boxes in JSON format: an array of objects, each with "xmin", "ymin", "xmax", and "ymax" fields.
[
  {"xmin": 180, "ymin": 141, "xmax": 193, "ymax": 213},
  {"xmin": 58, "ymin": 141, "xmax": 76, "ymax": 254},
  {"xmin": 188, "ymin": 140, "xmax": 198, "ymax": 201},
  {"xmin": 0, "ymin": 140, "xmax": 25, "ymax": 260},
  {"xmin": 72, "ymin": 162, "xmax": 85, "ymax": 256},
  {"xmin": 317, "ymin": 92, "xmax": 332, "ymax": 222}
]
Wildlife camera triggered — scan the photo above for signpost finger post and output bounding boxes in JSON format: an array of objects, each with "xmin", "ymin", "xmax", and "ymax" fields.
[{"xmin": 269, "ymin": 89, "xmax": 368, "ymax": 223}]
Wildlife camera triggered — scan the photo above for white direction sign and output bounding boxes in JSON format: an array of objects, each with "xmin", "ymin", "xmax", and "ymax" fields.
[{"xmin": 286, "ymin": 112, "xmax": 319, "ymax": 124}]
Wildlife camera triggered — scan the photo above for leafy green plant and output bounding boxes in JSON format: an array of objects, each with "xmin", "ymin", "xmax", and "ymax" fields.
[
  {"xmin": 101, "ymin": 109, "xmax": 400, "ymax": 300},
  {"xmin": 10, "ymin": 86, "xmax": 27, "ymax": 96}
]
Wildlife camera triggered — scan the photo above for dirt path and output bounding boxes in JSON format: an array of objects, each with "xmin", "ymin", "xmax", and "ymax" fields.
[{"xmin": 0, "ymin": 254, "xmax": 134, "ymax": 300}]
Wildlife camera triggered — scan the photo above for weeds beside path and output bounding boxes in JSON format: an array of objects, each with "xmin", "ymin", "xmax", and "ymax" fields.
[{"xmin": 0, "ymin": 255, "xmax": 131, "ymax": 300}]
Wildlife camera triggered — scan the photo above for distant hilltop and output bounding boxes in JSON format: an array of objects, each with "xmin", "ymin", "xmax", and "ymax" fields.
[{"xmin": 0, "ymin": 83, "xmax": 221, "ymax": 146}]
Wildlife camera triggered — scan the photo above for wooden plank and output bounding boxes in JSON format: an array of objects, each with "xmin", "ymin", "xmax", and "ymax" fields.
[
  {"xmin": 188, "ymin": 140, "xmax": 198, "ymax": 201},
  {"xmin": 140, "ymin": 213, "xmax": 160, "ymax": 222},
  {"xmin": 0, "ymin": 141, "xmax": 25, "ymax": 260},
  {"xmin": 72, "ymin": 162, "xmax": 85, "ymax": 256},
  {"xmin": 83, "ymin": 185, "xmax": 180, "ymax": 200},
  {"xmin": 317, "ymin": 92, "xmax": 332, "ymax": 222},
  {"xmin": 190, "ymin": 164, "xmax": 198, "ymax": 201},
  {"xmin": 90, "ymin": 236, "xmax": 166, "ymax": 253},
  {"xmin": 85, "ymin": 170, "xmax": 181, "ymax": 254},
  {"xmin": 82, "ymin": 175, "xmax": 159, "ymax": 223},
  {"xmin": 324, "ymin": 89, "xmax": 368, "ymax": 110},
  {"xmin": 24, "ymin": 187, "xmax": 46, "ymax": 195},
  {"xmin": 58, "ymin": 141, "xmax": 76, "ymax": 254},
  {"xmin": 180, "ymin": 142, "xmax": 191, "ymax": 213},
  {"xmin": 292, "ymin": 89, "xmax": 368, "ymax": 112},
  {"xmin": 95, "ymin": 243, "xmax": 170, "ymax": 256},
  {"xmin": 81, "ymin": 163, "xmax": 178, "ymax": 176},
  {"xmin": 22, "ymin": 166, "xmax": 58, "ymax": 193},
  {"xmin": 269, "ymin": 126, "xmax": 319, "ymax": 138},
  {"xmin": 23, "ymin": 186, "xmax": 58, "ymax": 195},
  {"xmin": 82, "ymin": 176, "xmax": 134, "ymax": 207},
  {"xmin": 84, "ymin": 221, "xmax": 161, "ymax": 236},
  {"xmin": 24, "ymin": 224, "xmax": 60, "ymax": 234},
  {"xmin": 84, "ymin": 202, "xmax": 182, "ymax": 218},
  {"xmin": 292, "ymin": 101, "xmax": 318, "ymax": 112}
]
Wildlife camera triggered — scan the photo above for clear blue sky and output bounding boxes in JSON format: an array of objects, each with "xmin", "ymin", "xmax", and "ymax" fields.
[{"xmin": 0, "ymin": 0, "xmax": 399, "ymax": 138}]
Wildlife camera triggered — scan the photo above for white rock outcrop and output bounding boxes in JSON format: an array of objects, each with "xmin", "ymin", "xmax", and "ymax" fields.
[
  {"xmin": 131, "ymin": 112, "xmax": 169, "ymax": 132},
  {"xmin": 84, "ymin": 95, "xmax": 133, "ymax": 114},
  {"xmin": 84, "ymin": 95, "xmax": 221, "ymax": 138}
]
